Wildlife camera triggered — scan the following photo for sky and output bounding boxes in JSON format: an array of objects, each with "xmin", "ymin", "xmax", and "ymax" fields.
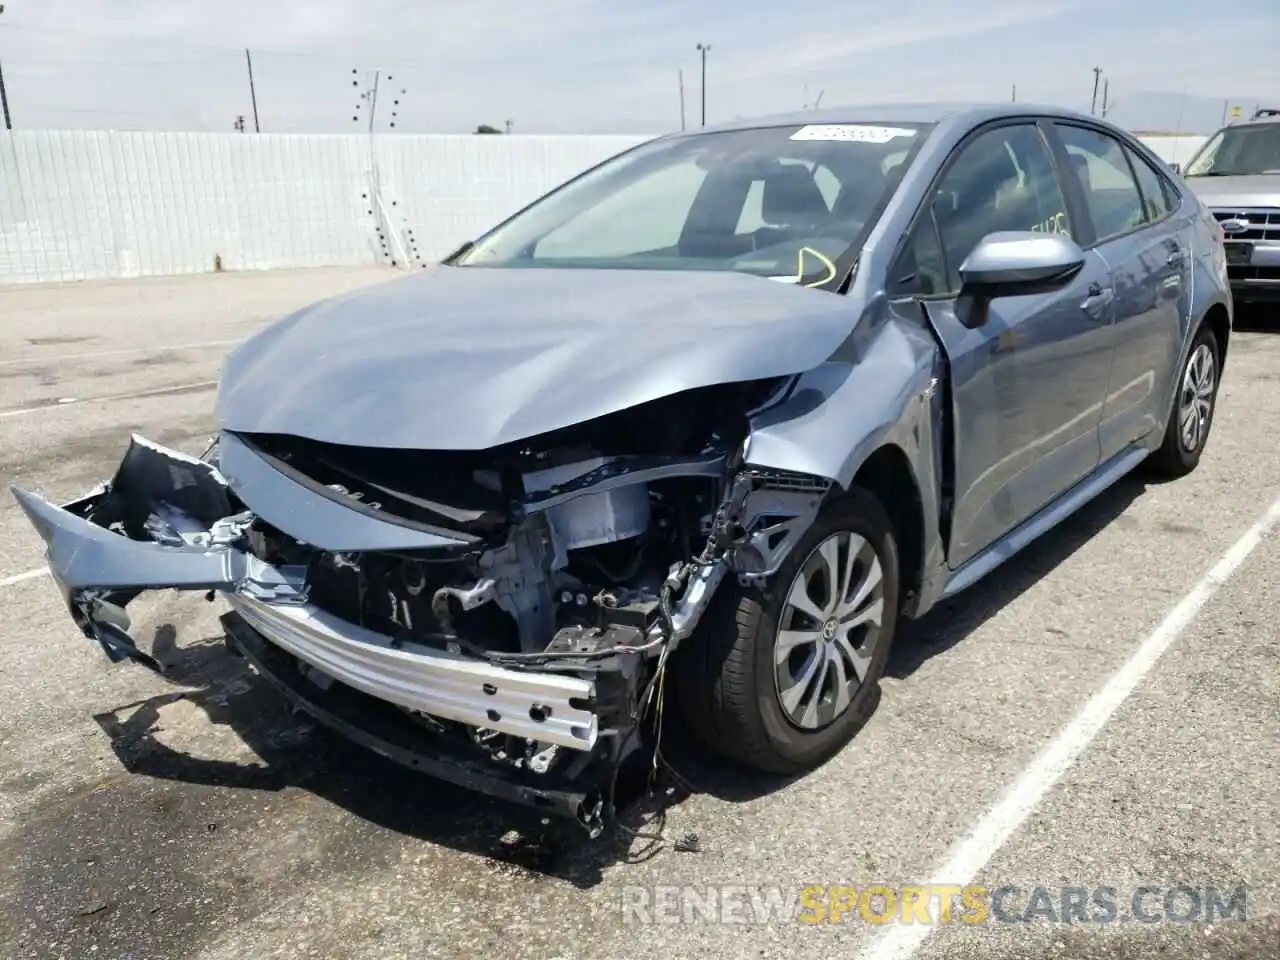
[{"xmin": 0, "ymin": 0, "xmax": 1276, "ymax": 135}]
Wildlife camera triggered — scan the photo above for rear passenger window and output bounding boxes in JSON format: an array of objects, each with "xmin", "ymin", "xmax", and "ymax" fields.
[
  {"xmin": 1125, "ymin": 146, "xmax": 1175, "ymax": 222},
  {"xmin": 1055, "ymin": 125, "xmax": 1146, "ymax": 243}
]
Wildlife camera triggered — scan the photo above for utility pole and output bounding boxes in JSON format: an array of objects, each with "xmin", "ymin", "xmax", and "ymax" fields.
[
  {"xmin": 678, "ymin": 68, "xmax": 686, "ymax": 131},
  {"xmin": 504, "ymin": 119, "xmax": 512, "ymax": 134},
  {"xmin": 0, "ymin": 4, "xmax": 11, "ymax": 130},
  {"xmin": 1090, "ymin": 66, "xmax": 1102, "ymax": 116},
  {"xmin": 352, "ymin": 69, "xmax": 402, "ymax": 132},
  {"xmin": 1101, "ymin": 79, "xmax": 1110, "ymax": 118},
  {"xmin": 0, "ymin": 58, "xmax": 10, "ymax": 131},
  {"xmin": 1011, "ymin": 84, "xmax": 1017, "ymax": 103},
  {"xmin": 234, "ymin": 115, "xmax": 245, "ymax": 132},
  {"xmin": 245, "ymin": 49, "xmax": 260, "ymax": 132},
  {"xmin": 696, "ymin": 42, "xmax": 711, "ymax": 127}
]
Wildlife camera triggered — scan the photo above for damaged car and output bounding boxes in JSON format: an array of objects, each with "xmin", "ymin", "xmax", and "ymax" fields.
[{"xmin": 13, "ymin": 104, "xmax": 1233, "ymax": 836}]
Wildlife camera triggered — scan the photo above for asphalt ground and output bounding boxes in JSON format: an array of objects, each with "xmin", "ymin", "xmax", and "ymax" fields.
[{"xmin": 0, "ymin": 268, "xmax": 1276, "ymax": 960}]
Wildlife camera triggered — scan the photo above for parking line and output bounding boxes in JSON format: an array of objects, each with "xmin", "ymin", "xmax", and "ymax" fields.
[
  {"xmin": 857, "ymin": 492, "xmax": 1280, "ymax": 960},
  {"xmin": 0, "ymin": 567, "xmax": 48, "ymax": 589},
  {"xmin": 0, "ymin": 338, "xmax": 240, "ymax": 368},
  {"xmin": 0, "ymin": 379, "xmax": 218, "ymax": 419}
]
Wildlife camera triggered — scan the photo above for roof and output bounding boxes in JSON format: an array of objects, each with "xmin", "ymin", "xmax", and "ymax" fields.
[{"xmin": 697, "ymin": 101, "xmax": 1099, "ymax": 134}]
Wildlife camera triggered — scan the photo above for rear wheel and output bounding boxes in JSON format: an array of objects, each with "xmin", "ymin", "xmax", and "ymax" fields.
[
  {"xmin": 1146, "ymin": 323, "xmax": 1220, "ymax": 477},
  {"xmin": 676, "ymin": 486, "xmax": 899, "ymax": 775}
]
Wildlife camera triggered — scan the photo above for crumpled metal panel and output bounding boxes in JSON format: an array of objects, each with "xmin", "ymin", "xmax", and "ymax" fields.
[{"xmin": 216, "ymin": 265, "xmax": 862, "ymax": 450}]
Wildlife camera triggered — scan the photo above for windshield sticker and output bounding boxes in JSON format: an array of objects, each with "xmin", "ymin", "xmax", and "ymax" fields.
[{"xmin": 790, "ymin": 124, "xmax": 916, "ymax": 143}]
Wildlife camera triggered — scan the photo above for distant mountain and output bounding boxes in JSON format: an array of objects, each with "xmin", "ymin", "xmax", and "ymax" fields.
[{"xmin": 1100, "ymin": 89, "xmax": 1272, "ymax": 134}]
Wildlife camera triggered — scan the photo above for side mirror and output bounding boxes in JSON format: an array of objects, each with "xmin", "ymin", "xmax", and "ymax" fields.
[
  {"xmin": 958, "ymin": 231, "xmax": 1086, "ymax": 303},
  {"xmin": 1168, "ymin": 162, "xmax": 1182, "ymax": 175}
]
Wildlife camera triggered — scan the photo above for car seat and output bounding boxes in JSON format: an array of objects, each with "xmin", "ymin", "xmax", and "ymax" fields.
[{"xmin": 760, "ymin": 164, "xmax": 831, "ymax": 232}]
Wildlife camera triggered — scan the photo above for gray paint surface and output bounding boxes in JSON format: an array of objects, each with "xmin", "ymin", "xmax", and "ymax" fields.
[{"xmin": 215, "ymin": 267, "xmax": 862, "ymax": 450}]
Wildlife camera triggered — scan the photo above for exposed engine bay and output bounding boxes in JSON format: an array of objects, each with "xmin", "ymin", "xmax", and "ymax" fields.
[
  {"xmin": 229, "ymin": 379, "xmax": 831, "ymax": 833},
  {"xmin": 13, "ymin": 377, "xmax": 832, "ymax": 836}
]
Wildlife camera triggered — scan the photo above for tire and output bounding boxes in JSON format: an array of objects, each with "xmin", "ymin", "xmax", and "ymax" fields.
[
  {"xmin": 675, "ymin": 485, "xmax": 900, "ymax": 775},
  {"xmin": 1146, "ymin": 323, "xmax": 1221, "ymax": 478}
]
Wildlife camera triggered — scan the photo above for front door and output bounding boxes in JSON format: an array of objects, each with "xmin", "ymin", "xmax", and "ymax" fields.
[{"xmin": 892, "ymin": 121, "xmax": 1114, "ymax": 569}]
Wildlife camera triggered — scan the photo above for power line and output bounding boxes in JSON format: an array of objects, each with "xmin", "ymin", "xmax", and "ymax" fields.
[{"xmin": 0, "ymin": 24, "xmax": 689, "ymax": 72}]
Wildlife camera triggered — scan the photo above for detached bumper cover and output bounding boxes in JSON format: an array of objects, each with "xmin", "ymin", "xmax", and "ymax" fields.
[{"xmin": 10, "ymin": 434, "xmax": 599, "ymax": 752}]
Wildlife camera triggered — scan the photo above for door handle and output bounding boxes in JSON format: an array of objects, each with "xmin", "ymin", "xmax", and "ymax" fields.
[{"xmin": 1082, "ymin": 283, "xmax": 1113, "ymax": 318}]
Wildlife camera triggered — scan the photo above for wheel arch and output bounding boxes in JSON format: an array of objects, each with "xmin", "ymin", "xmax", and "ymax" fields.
[
  {"xmin": 847, "ymin": 443, "xmax": 926, "ymax": 617},
  {"xmin": 1202, "ymin": 301, "xmax": 1231, "ymax": 369}
]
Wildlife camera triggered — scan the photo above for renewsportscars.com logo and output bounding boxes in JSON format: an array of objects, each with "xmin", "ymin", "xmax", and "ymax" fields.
[
  {"xmin": 795, "ymin": 884, "xmax": 1249, "ymax": 925},
  {"xmin": 619, "ymin": 884, "xmax": 1250, "ymax": 926}
]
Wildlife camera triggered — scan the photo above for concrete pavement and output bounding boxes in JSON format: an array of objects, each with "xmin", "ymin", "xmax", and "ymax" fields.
[{"xmin": 0, "ymin": 269, "xmax": 1275, "ymax": 960}]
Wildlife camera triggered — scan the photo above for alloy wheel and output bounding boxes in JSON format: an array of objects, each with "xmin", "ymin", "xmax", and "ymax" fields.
[
  {"xmin": 1178, "ymin": 343, "xmax": 1216, "ymax": 453},
  {"xmin": 773, "ymin": 531, "xmax": 885, "ymax": 730}
]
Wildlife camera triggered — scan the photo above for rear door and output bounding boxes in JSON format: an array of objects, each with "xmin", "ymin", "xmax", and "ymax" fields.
[
  {"xmin": 1049, "ymin": 123, "xmax": 1190, "ymax": 459},
  {"xmin": 888, "ymin": 120, "xmax": 1113, "ymax": 568}
]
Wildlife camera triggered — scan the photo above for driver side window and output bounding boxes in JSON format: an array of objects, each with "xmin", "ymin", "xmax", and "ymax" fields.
[{"xmin": 899, "ymin": 123, "xmax": 1071, "ymax": 296}]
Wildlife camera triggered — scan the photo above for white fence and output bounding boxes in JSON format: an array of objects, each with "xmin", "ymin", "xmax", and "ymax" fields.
[
  {"xmin": 0, "ymin": 131, "xmax": 647, "ymax": 284},
  {"xmin": 0, "ymin": 130, "xmax": 1201, "ymax": 286},
  {"xmin": 1138, "ymin": 134, "xmax": 1208, "ymax": 165}
]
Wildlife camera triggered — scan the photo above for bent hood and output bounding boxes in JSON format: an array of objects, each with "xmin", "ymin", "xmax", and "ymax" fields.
[
  {"xmin": 217, "ymin": 266, "xmax": 859, "ymax": 450},
  {"xmin": 1184, "ymin": 174, "xmax": 1280, "ymax": 210}
]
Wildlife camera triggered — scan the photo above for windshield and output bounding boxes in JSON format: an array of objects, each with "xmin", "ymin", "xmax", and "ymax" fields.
[
  {"xmin": 452, "ymin": 122, "xmax": 931, "ymax": 289},
  {"xmin": 1184, "ymin": 123, "xmax": 1280, "ymax": 177}
]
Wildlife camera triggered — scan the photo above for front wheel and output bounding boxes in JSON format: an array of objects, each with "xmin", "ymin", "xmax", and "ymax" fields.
[
  {"xmin": 1146, "ymin": 323, "xmax": 1221, "ymax": 477},
  {"xmin": 675, "ymin": 486, "xmax": 900, "ymax": 775}
]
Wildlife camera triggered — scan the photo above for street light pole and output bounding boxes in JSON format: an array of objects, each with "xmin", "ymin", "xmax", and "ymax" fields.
[{"xmin": 696, "ymin": 43, "xmax": 711, "ymax": 127}]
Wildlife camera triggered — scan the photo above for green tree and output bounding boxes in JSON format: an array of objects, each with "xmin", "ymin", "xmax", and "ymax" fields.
[{"xmin": 474, "ymin": 124, "xmax": 503, "ymax": 134}]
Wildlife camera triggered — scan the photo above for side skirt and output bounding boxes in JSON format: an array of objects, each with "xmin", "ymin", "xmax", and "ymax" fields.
[{"xmin": 938, "ymin": 444, "xmax": 1150, "ymax": 602}]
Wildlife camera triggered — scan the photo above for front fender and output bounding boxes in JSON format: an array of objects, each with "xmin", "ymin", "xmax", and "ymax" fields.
[
  {"xmin": 744, "ymin": 308, "xmax": 942, "ymax": 491},
  {"xmin": 740, "ymin": 305, "xmax": 946, "ymax": 612}
]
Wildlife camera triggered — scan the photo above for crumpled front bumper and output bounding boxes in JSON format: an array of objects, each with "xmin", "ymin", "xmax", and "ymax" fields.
[{"xmin": 10, "ymin": 434, "xmax": 599, "ymax": 753}]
